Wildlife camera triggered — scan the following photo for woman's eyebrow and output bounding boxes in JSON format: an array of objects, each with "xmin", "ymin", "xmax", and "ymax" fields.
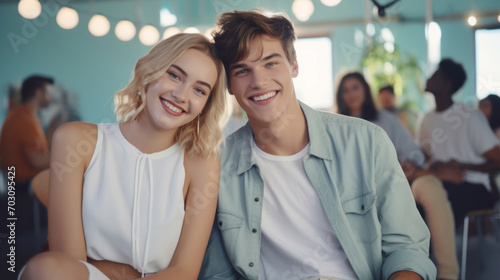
[{"xmin": 172, "ymin": 64, "xmax": 212, "ymax": 91}]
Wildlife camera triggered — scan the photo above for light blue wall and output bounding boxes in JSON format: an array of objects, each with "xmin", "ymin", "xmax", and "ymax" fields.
[
  {"xmin": 0, "ymin": 1, "xmax": 159, "ymax": 124},
  {"xmin": 1, "ymin": 0, "xmax": 499, "ymax": 124}
]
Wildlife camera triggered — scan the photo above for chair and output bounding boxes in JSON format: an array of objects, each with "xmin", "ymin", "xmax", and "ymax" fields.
[
  {"xmin": 1, "ymin": 170, "xmax": 47, "ymax": 240},
  {"xmin": 460, "ymin": 174, "xmax": 500, "ymax": 280},
  {"xmin": 30, "ymin": 169, "xmax": 50, "ymax": 243}
]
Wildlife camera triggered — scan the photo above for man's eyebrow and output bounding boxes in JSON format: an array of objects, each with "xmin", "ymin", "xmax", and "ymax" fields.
[
  {"xmin": 171, "ymin": 64, "xmax": 212, "ymax": 91},
  {"xmin": 261, "ymin": 53, "xmax": 282, "ymax": 61},
  {"xmin": 229, "ymin": 63, "xmax": 247, "ymax": 71},
  {"xmin": 229, "ymin": 53, "xmax": 284, "ymax": 71}
]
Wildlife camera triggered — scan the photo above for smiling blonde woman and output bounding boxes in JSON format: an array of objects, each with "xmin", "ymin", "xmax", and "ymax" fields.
[{"xmin": 20, "ymin": 33, "xmax": 228, "ymax": 280}]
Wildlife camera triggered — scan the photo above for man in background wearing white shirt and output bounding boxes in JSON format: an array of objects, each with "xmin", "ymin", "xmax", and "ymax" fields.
[{"xmin": 418, "ymin": 58, "xmax": 500, "ymax": 228}]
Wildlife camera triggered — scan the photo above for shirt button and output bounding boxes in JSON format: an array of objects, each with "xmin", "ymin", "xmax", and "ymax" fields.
[
  {"xmin": 218, "ymin": 221, "xmax": 223, "ymax": 227},
  {"xmin": 252, "ymin": 228, "xmax": 257, "ymax": 233},
  {"xmin": 254, "ymin": 197, "xmax": 259, "ymax": 202},
  {"xmin": 361, "ymin": 205, "xmax": 365, "ymax": 211},
  {"xmin": 249, "ymin": 262, "xmax": 254, "ymax": 267}
]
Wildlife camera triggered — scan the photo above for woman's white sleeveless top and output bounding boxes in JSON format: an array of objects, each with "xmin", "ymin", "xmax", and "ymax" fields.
[{"xmin": 82, "ymin": 123, "xmax": 185, "ymax": 276}]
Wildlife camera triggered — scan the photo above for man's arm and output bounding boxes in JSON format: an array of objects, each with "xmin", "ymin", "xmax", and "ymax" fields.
[
  {"xmin": 374, "ymin": 129, "xmax": 437, "ymax": 280},
  {"xmin": 401, "ymin": 161, "xmax": 466, "ymax": 184},
  {"xmin": 26, "ymin": 151, "xmax": 50, "ymax": 170},
  {"xmin": 483, "ymin": 145, "xmax": 500, "ymax": 165},
  {"xmin": 426, "ymin": 161, "xmax": 466, "ymax": 183},
  {"xmin": 22, "ymin": 118, "xmax": 51, "ymax": 170},
  {"xmin": 452, "ymin": 160, "xmax": 500, "ymax": 173},
  {"xmin": 443, "ymin": 146, "xmax": 500, "ymax": 173}
]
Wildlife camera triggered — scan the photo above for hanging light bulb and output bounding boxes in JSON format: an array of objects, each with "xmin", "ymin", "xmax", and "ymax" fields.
[
  {"xmin": 160, "ymin": 8, "xmax": 177, "ymax": 27},
  {"xmin": 320, "ymin": 0, "xmax": 341, "ymax": 7},
  {"xmin": 426, "ymin": 21, "xmax": 442, "ymax": 66},
  {"xmin": 163, "ymin": 26, "xmax": 180, "ymax": 39},
  {"xmin": 467, "ymin": 15, "xmax": 477, "ymax": 26},
  {"xmin": 425, "ymin": 21, "xmax": 442, "ymax": 41},
  {"xmin": 292, "ymin": 0, "xmax": 314, "ymax": 22},
  {"xmin": 366, "ymin": 23, "xmax": 375, "ymax": 37},
  {"xmin": 381, "ymin": 28, "xmax": 395, "ymax": 43},
  {"xmin": 184, "ymin": 27, "xmax": 200, "ymax": 34},
  {"xmin": 18, "ymin": 0, "xmax": 42, "ymax": 19},
  {"xmin": 383, "ymin": 42, "xmax": 394, "ymax": 53},
  {"xmin": 139, "ymin": 25, "xmax": 160, "ymax": 46},
  {"xmin": 497, "ymin": 14, "xmax": 500, "ymax": 23},
  {"xmin": 56, "ymin": 7, "xmax": 79, "ymax": 30},
  {"xmin": 115, "ymin": 20, "xmax": 136, "ymax": 41},
  {"xmin": 89, "ymin": 14, "xmax": 110, "ymax": 37}
]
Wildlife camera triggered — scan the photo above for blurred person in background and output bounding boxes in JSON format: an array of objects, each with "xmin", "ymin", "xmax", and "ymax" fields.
[
  {"xmin": 377, "ymin": 85, "xmax": 397, "ymax": 112},
  {"xmin": 419, "ymin": 58, "xmax": 500, "ymax": 229},
  {"xmin": 0, "ymin": 75, "xmax": 54, "ymax": 194},
  {"xmin": 377, "ymin": 85, "xmax": 417, "ymax": 136},
  {"xmin": 479, "ymin": 94, "xmax": 500, "ymax": 140},
  {"xmin": 337, "ymin": 71, "xmax": 459, "ymax": 280}
]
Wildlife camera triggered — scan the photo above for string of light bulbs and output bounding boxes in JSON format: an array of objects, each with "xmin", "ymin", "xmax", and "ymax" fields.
[
  {"xmin": 17, "ymin": 0, "xmax": 499, "ymax": 45},
  {"xmin": 17, "ymin": 0, "xmax": 213, "ymax": 46}
]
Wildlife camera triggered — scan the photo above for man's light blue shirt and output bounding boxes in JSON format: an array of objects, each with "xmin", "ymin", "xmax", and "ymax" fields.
[{"xmin": 199, "ymin": 102, "xmax": 436, "ymax": 280}]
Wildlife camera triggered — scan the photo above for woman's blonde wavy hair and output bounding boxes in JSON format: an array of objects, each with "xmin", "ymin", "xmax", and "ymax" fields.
[{"xmin": 114, "ymin": 33, "xmax": 228, "ymax": 157}]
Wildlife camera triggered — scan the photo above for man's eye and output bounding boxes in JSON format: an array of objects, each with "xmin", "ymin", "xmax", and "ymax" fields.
[
  {"xmin": 266, "ymin": 62, "xmax": 277, "ymax": 67},
  {"xmin": 234, "ymin": 69, "xmax": 248, "ymax": 76}
]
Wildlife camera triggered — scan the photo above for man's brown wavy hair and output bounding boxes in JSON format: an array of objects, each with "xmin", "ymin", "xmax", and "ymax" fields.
[{"xmin": 212, "ymin": 9, "xmax": 296, "ymax": 83}]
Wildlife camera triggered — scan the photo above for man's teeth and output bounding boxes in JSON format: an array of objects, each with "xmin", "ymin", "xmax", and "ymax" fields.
[
  {"xmin": 162, "ymin": 100, "xmax": 183, "ymax": 113},
  {"xmin": 252, "ymin": 91, "xmax": 276, "ymax": 101}
]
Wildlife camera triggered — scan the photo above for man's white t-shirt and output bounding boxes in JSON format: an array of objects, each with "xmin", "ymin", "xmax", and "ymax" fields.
[
  {"xmin": 252, "ymin": 140, "xmax": 358, "ymax": 280},
  {"xmin": 418, "ymin": 103, "xmax": 500, "ymax": 189}
]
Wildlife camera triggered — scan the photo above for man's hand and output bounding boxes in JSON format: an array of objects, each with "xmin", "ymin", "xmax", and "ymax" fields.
[
  {"xmin": 401, "ymin": 161, "xmax": 418, "ymax": 180},
  {"xmin": 429, "ymin": 161, "xmax": 466, "ymax": 184}
]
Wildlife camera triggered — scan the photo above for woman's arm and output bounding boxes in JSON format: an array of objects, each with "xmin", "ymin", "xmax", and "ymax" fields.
[
  {"xmin": 87, "ymin": 258, "xmax": 140, "ymax": 280},
  {"xmin": 144, "ymin": 154, "xmax": 220, "ymax": 280},
  {"xmin": 47, "ymin": 122, "xmax": 97, "ymax": 261}
]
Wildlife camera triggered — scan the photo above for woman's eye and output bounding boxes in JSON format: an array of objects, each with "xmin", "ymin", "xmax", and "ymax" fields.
[
  {"xmin": 168, "ymin": 72, "xmax": 179, "ymax": 80},
  {"xmin": 195, "ymin": 88, "xmax": 206, "ymax": 95}
]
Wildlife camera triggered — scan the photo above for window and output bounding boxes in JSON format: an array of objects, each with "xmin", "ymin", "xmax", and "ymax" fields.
[
  {"xmin": 293, "ymin": 37, "xmax": 334, "ymax": 109},
  {"xmin": 475, "ymin": 28, "xmax": 500, "ymax": 99}
]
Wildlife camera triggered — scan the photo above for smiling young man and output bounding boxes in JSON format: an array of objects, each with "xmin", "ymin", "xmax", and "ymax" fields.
[{"xmin": 199, "ymin": 9, "xmax": 436, "ymax": 280}]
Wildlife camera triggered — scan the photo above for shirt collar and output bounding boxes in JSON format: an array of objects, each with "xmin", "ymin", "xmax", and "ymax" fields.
[
  {"xmin": 235, "ymin": 101, "xmax": 333, "ymax": 175},
  {"xmin": 300, "ymin": 101, "xmax": 333, "ymax": 161}
]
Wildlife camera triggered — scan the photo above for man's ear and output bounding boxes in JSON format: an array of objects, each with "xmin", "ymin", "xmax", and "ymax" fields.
[{"xmin": 291, "ymin": 57, "xmax": 299, "ymax": 78}]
